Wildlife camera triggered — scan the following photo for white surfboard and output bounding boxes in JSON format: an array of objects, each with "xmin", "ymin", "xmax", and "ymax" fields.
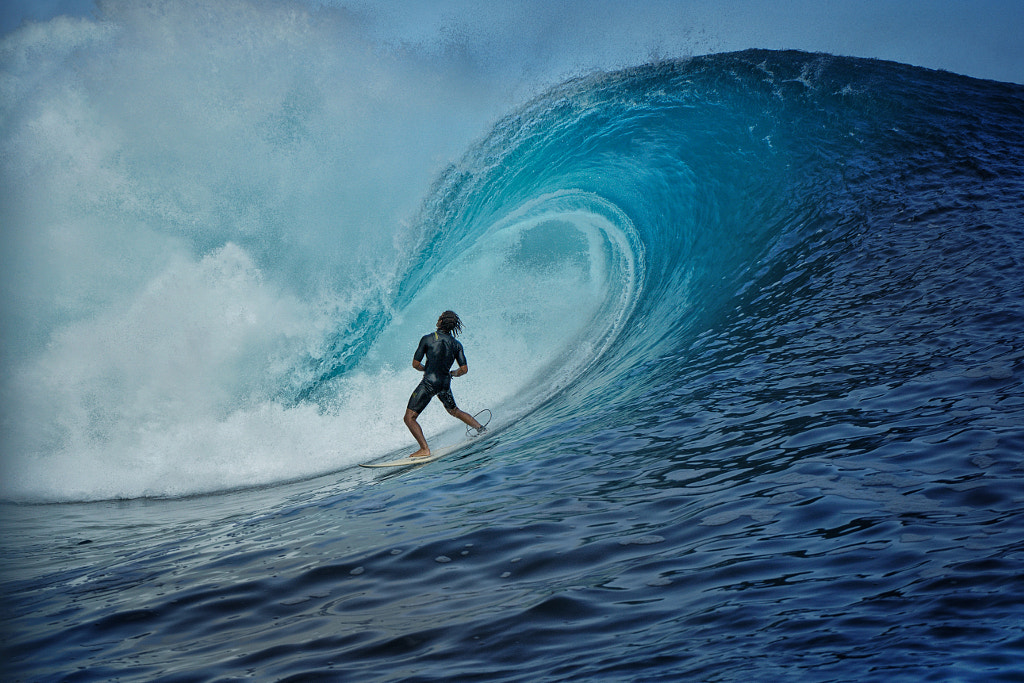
[
  {"xmin": 360, "ymin": 409, "xmax": 491, "ymax": 469},
  {"xmin": 359, "ymin": 441, "xmax": 472, "ymax": 468}
]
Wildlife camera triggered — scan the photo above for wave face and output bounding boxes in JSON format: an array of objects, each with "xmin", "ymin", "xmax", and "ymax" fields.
[{"xmin": 3, "ymin": 14, "xmax": 1024, "ymax": 682}]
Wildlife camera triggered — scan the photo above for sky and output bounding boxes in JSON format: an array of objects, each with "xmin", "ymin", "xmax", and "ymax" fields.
[{"xmin": 1, "ymin": 0, "xmax": 1023, "ymax": 85}]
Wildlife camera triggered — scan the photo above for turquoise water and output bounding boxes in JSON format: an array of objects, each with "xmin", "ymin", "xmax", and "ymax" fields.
[{"xmin": 2, "ymin": 29, "xmax": 1023, "ymax": 683}]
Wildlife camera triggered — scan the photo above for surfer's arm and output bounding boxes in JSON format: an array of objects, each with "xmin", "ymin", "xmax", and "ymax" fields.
[
  {"xmin": 411, "ymin": 334, "xmax": 429, "ymax": 372},
  {"xmin": 450, "ymin": 364, "xmax": 468, "ymax": 378}
]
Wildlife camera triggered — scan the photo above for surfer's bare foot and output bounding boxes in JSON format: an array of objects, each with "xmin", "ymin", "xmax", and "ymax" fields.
[{"xmin": 410, "ymin": 448, "xmax": 431, "ymax": 458}]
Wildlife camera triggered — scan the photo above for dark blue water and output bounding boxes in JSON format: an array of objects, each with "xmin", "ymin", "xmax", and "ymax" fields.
[{"xmin": 3, "ymin": 48, "xmax": 1024, "ymax": 680}]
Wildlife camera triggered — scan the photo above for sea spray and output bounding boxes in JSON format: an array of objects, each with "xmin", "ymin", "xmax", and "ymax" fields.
[{"xmin": 0, "ymin": 0, "xmax": 509, "ymax": 499}]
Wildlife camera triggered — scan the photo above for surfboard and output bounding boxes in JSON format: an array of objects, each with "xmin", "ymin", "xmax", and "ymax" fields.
[
  {"xmin": 360, "ymin": 409, "xmax": 491, "ymax": 469},
  {"xmin": 360, "ymin": 441, "xmax": 470, "ymax": 468}
]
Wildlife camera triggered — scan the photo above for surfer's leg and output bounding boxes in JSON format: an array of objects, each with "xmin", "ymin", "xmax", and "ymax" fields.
[
  {"xmin": 406, "ymin": 382, "xmax": 436, "ymax": 456},
  {"xmin": 404, "ymin": 408, "xmax": 431, "ymax": 457},
  {"xmin": 446, "ymin": 406, "xmax": 483, "ymax": 431},
  {"xmin": 437, "ymin": 390, "xmax": 482, "ymax": 430}
]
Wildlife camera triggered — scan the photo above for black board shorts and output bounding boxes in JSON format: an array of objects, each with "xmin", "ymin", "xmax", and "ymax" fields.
[{"xmin": 407, "ymin": 379, "xmax": 457, "ymax": 414}]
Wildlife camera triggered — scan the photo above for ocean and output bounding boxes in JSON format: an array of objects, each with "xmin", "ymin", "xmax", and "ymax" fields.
[{"xmin": 2, "ymin": 6, "xmax": 1023, "ymax": 681}]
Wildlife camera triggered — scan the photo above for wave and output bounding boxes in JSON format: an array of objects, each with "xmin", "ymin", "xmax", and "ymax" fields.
[{"xmin": 2, "ymin": 2, "xmax": 1022, "ymax": 503}]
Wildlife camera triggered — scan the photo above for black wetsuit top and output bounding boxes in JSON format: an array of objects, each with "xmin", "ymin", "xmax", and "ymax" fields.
[{"xmin": 407, "ymin": 330, "xmax": 467, "ymax": 413}]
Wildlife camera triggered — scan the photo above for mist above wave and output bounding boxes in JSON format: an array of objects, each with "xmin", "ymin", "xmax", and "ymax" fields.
[{"xmin": 0, "ymin": 0, "xmax": 515, "ymax": 500}]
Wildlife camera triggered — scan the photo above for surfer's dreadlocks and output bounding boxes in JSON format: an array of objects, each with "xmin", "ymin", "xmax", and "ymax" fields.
[{"xmin": 437, "ymin": 310, "xmax": 463, "ymax": 337}]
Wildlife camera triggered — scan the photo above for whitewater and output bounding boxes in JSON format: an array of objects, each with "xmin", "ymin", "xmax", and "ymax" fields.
[{"xmin": 2, "ymin": 2, "xmax": 1024, "ymax": 680}]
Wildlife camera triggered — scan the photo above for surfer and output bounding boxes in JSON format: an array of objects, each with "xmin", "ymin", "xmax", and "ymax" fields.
[{"xmin": 404, "ymin": 310, "xmax": 485, "ymax": 457}]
